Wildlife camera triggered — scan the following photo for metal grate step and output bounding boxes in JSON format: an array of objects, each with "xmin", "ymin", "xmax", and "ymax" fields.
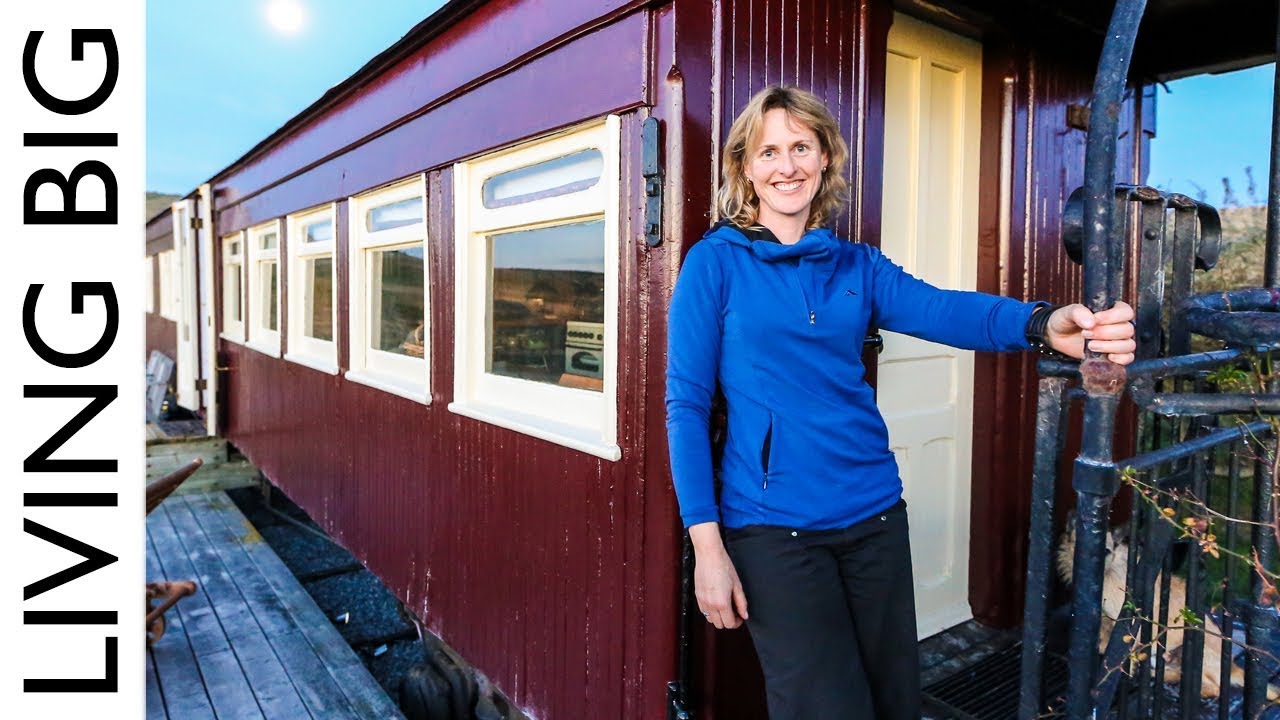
[{"xmin": 922, "ymin": 642, "xmax": 1068, "ymax": 720}]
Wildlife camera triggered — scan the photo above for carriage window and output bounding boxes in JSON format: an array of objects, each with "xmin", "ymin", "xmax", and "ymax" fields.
[
  {"xmin": 451, "ymin": 117, "xmax": 621, "ymax": 461},
  {"xmin": 221, "ymin": 232, "xmax": 246, "ymax": 343},
  {"xmin": 246, "ymin": 221, "xmax": 282, "ymax": 357},
  {"xmin": 285, "ymin": 206, "xmax": 338, "ymax": 373},
  {"xmin": 346, "ymin": 177, "xmax": 429, "ymax": 402},
  {"xmin": 482, "ymin": 149, "xmax": 603, "ymax": 208}
]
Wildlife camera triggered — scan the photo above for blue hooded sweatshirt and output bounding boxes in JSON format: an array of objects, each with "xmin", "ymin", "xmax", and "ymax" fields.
[{"xmin": 666, "ymin": 223, "xmax": 1042, "ymax": 530}]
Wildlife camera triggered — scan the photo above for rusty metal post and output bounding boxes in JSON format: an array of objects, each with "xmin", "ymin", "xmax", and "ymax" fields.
[{"xmin": 1066, "ymin": 3, "xmax": 1145, "ymax": 713}]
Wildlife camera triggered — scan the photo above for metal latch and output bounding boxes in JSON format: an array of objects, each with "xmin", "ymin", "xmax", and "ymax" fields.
[
  {"xmin": 642, "ymin": 117, "xmax": 663, "ymax": 247},
  {"xmin": 863, "ymin": 333, "xmax": 884, "ymax": 354},
  {"xmin": 194, "ymin": 379, "xmax": 207, "ymax": 391}
]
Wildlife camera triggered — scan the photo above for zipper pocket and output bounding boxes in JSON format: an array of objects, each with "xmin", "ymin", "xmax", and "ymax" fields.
[{"xmin": 761, "ymin": 419, "xmax": 773, "ymax": 488}]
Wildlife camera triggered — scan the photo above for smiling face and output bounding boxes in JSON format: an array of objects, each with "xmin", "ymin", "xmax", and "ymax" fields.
[{"xmin": 745, "ymin": 108, "xmax": 828, "ymax": 234}]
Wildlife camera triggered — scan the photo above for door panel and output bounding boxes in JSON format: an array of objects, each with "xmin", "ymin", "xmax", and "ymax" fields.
[
  {"xmin": 173, "ymin": 199, "xmax": 200, "ymax": 411},
  {"xmin": 197, "ymin": 184, "xmax": 217, "ymax": 435},
  {"xmin": 880, "ymin": 13, "xmax": 982, "ymax": 639}
]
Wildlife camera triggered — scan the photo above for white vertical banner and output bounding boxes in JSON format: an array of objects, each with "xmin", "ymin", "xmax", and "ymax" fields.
[{"xmin": 1, "ymin": 1, "xmax": 143, "ymax": 716}]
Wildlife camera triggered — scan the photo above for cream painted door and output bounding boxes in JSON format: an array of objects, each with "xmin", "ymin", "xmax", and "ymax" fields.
[
  {"xmin": 196, "ymin": 184, "xmax": 218, "ymax": 435},
  {"xmin": 172, "ymin": 199, "xmax": 200, "ymax": 411},
  {"xmin": 879, "ymin": 13, "xmax": 983, "ymax": 639}
]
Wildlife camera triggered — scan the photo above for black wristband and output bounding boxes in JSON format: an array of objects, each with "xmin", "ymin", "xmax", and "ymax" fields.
[{"xmin": 1025, "ymin": 304, "xmax": 1062, "ymax": 354}]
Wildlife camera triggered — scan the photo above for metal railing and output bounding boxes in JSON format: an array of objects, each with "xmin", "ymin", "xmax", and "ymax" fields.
[{"xmin": 1017, "ymin": 0, "xmax": 1280, "ymax": 715}]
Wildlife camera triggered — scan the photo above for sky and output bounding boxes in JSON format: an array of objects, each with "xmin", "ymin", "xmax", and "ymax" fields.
[
  {"xmin": 1147, "ymin": 63, "xmax": 1275, "ymax": 206},
  {"xmin": 147, "ymin": 0, "xmax": 446, "ymax": 194},
  {"xmin": 148, "ymin": 2, "xmax": 1275, "ymax": 205}
]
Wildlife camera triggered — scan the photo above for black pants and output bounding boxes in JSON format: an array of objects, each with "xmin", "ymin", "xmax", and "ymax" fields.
[{"xmin": 724, "ymin": 501, "xmax": 921, "ymax": 720}]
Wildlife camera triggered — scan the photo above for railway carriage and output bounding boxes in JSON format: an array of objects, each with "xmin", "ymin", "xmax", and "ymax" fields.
[{"xmin": 143, "ymin": 0, "xmax": 1278, "ymax": 716}]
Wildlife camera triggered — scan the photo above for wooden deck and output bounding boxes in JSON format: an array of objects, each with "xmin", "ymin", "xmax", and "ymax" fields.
[{"xmin": 146, "ymin": 491, "xmax": 404, "ymax": 719}]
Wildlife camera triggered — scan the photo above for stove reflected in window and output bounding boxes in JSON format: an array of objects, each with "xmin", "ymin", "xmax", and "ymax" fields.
[{"xmin": 487, "ymin": 220, "xmax": 604, "ymax": 391}]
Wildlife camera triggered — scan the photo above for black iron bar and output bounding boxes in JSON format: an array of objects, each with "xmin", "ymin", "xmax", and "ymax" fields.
[
  {"xmin": 1245, "ymin": 371, "xmax": 1279, "ymax": 716},
  {"xmin": 1136, "ymin": 496, "xmax": 1157, "ymax": 719},
  {"xmin": 1181, "ymin": 288, "xmax": 1280, "ymax": 349},
  {"xmin": 1079, "ymin": 0, "xmax": 1145, "ymax": 316},
  {"xmin": 1124, "ymin": 420, "xmax": 1274, "ymax": 472},
  {"xmin": 1153, "ymin": 546, "xmax": 1174, "ymax": 720},
  {"xmin": 1019, "ymin": 376, "xmax": 1069, "ymax": 719},
  {"xmin": 1220, "ymin": 441, "xmax": 1243, "ymax": 720},
  {"xmin": 1124, "ymin": 350, "xmax": 1244, "ymax": 380},
  {"xmin": 1179, "ymin": 448, "xmax": 1209, "ymax": 717},
  {"xmin": 1133, "ymin": 391, "xmax": 1280, "ymax": 416},
  {"xmin": 1168, "ymin": 203, "xmax": 1199, "ymax": 358},
  {"xmin": 1067, "ymin": 394, "xmax": 1123, "ymax": 718},
  {"xmin": 1265, "ymin": 3, "xmax": 1280, "ymax": 288}
]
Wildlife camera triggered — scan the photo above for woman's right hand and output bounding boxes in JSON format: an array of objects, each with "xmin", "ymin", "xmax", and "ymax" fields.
[{"xmin": 689, "ymin": 522, "xmax": 749, "ymax": 629}]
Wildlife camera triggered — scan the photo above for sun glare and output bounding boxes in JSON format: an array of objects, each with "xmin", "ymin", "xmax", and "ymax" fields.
[{"xmin": 265, "ymin": 0, "xmax": 306, "ymax": 36}]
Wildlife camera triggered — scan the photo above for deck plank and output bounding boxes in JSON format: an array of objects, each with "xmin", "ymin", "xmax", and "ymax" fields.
[
  {"xmin": 164, "ymin": 497, "xmax": 313, "ymax": 720},
  {"xmin": 145, "ymin": 652, "xmax": 167, "ymax": 720},
  {"xmin": 182, "ymin": 492, "xmax": 362, "ymax": 719},
  {"xmin": 149, "ymin": 504, "xmax": 264, "ymax": 720},
  {"xmin": 145, "ymin": 528, "xmax": 217, "ymax": 720},
  {"xmin": 197, "ymin": 492, "xmax": 404, "ymax": 719}
]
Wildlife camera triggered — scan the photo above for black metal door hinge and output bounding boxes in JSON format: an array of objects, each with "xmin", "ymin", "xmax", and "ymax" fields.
[
  {"xmin": 642, "ymin": 117, "xmax": 663, "ymax": 247},
  {"xmin": 190, "ymin": 216, "xmax": 203, "ymax": 230}
]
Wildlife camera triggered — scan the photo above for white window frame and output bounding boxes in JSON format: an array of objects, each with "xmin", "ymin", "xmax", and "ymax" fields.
[
  {"xmin": 246, "ymin": 219, "xmax": 282, "ymax": 357},
  {"xmin": 347, "ymin": 176, "xmax": 429, "ymax": 403},
  {"xmin": 220, "ymin": 231, "xmax": 246, "ymax": 343},
  {"xmin": 285, "ymin": 204, "xmax": 339, "ymax": 374},
  {"xmin": 157, "ymin": 249, "xmax": 177, "ymax": 320},
  {"xmin": 449, "ymin": 116, "xmax": 621, "ymax": 461},
  {"xmin": 144, "ymin": 255, "xmax": 155, "ymax": 314}
]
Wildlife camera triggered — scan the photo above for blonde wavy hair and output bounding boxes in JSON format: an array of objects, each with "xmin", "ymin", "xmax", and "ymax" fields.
[{"xmin": 716, "ymin": 85, "xmax": 849, "ymax": 230}]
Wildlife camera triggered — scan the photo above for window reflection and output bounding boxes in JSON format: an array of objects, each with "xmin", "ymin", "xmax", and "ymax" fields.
[
  {"xmin": 487, "ymin": 220, "xmax": 604, "ymax": 391},
  {"xmin": 225, "ymin": 266, "xmax": 241, "ymax": 323},
  {"xmin": 367, "ymin": 197, "xmax": 423, "ymax": 232},
  {"xmin": 370, "ymin": 246, "xmax": 425, "ymax": 356},
  {"xmin": 482, "ymin": 149, "xmax": 603, "ymax": 209},
  {"xmin": 304, "ymin": 257, "xmax": 333, "ymax": 340},
  {"xmin": 305, "ymin": 220, "xmax": 334, "ymax": 244},
  {"xmin": 263, "ymin": 261, "xmax": 279, "ymax": 331}
]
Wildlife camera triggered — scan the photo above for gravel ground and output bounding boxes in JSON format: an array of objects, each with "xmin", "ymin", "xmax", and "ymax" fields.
[
  {"xmin": 259, "ymin": 524, "xmax": 359, "ymax": 579},
  {"xmin": 366, "ymin": 639, "xmax": 429, "ymax": 699},
  {"xmin": 305, "ymin": 569, "xmax": 418, "ymax": 647}
]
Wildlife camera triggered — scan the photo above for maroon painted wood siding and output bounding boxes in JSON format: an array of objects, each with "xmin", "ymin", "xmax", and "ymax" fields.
[
  {"xmin": 968, "ymin": 41, "xmax": 1149, "ymax": 627},
  {"xmin": 212, "ymin": 4, "xmax": 698, "ymax": 718}
]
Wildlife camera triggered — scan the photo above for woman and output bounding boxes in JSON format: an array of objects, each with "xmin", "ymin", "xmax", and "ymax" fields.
[{"xmin": 665, "ymin": 85, "xmax": 1135, "ymax": 719}]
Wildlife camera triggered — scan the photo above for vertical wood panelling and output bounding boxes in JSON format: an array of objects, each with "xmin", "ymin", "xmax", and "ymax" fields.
[
  {"xmin": 719, "ymin": 0, "xmax": 886, "ymax": 243},
  {"xmin": 970, "ymin": 40, "xmax": 1148, "ymax": 627}
]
